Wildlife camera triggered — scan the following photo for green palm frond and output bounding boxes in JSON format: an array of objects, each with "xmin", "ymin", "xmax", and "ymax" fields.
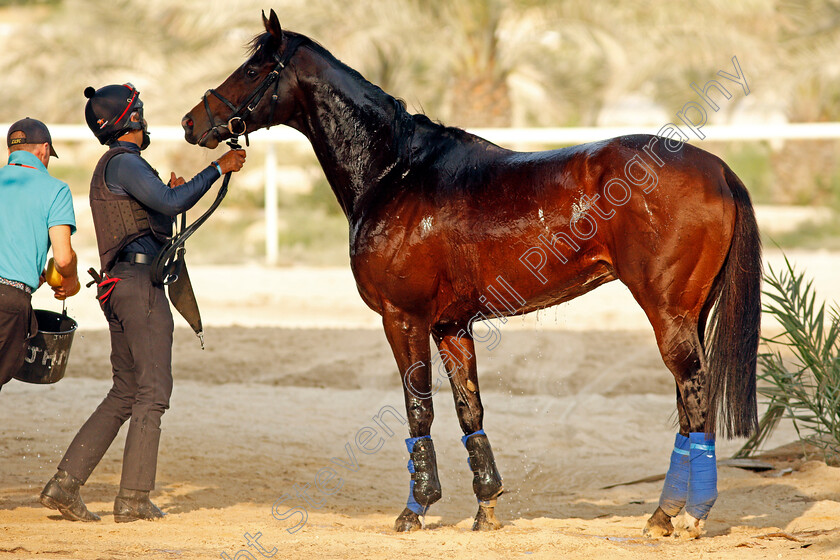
[{"xmin": 737, "ymin": 255, "xmax": 840, "ymax": 462}]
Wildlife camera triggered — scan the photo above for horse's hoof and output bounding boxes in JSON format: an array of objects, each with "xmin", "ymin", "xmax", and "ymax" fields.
[
  {"xmin": 394, "ymin": 507, "xmax": 422, "ymax": 532},
  {"xmin": 643, "ymin": 507, "xmax": 673, "ymax": 538},
  {"xmin": 673, "ymin": 512, "xmax": 704, "ymax": 539},
  {"xmin": 472, "ymin": 503, "xmax": 502, "ymax": 531}
]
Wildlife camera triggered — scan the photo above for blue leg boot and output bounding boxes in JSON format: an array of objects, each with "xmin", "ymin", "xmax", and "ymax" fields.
[
  {"xmin": 679, "ymin": 433, "xmax": 717, "ymax": 538},
  {"xmin": 644, "ymin": 433, "xmax": 689, "ymax": 537}
]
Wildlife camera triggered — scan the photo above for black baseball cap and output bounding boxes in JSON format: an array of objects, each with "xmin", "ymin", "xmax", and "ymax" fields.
[{"xmin": 6, "ymin": 117, "xmax": 58, "ymax": 158}]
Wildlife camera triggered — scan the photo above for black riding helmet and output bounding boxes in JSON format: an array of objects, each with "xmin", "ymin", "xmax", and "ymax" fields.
[{"xmin": 83, "ymin": 84, "xmax": 148, "ymax": 147}]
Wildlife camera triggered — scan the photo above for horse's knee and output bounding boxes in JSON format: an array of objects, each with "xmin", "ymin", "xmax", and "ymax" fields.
[
  {"xmin": 463, "ymin": 430, "xmax": 503, "ymax": 501},
  {"xmin": 405, "ymin": 436, "xmax": 441, "ymax": 514}
]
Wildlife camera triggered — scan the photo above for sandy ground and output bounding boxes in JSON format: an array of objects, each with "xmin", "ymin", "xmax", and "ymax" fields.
[{"xmin": 1, "ymin": 249, "xmax": 839, "ymax": 559}]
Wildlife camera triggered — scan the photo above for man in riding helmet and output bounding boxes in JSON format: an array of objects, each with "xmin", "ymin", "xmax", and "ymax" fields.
[{"xmin": 40, "ymin": 84, "xmax": 246, "ymax": 523}]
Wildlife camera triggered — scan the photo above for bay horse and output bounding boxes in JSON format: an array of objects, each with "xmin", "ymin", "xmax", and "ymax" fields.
[{"xmin": 183, "ymin": 10, "xmax": 761, "ymax": 538}]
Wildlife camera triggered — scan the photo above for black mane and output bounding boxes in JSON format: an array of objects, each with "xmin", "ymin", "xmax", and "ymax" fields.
[{"xmin": 247, "ymin": 30, "xmax": 480, "ymax": 150}]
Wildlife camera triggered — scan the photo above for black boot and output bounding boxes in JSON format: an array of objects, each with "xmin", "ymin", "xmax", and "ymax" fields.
[
  {"xmin": 409, "ymin": 438, "xmax": 443, "ymax": 507},
  {"xmin": 464, "ymin": 433, "xmax": 504, "ymax": 501},
  {"xmin": 113, "ymin": 488, "xmax": 165, "ymax": 523},
  {"xmin": 39, "ymin": 470, "xmax": 101, "ymax": 522}
]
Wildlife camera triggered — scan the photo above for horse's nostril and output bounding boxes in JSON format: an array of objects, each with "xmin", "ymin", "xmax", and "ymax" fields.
[{"xmin": 182, "ymin": 116, "xmax": 194, "ymax": 130}]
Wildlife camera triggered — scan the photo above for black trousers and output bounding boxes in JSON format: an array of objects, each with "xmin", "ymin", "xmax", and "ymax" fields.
[
  {"xmin": 0, "ymin": 284, "xmax": 35, "ymax": 389},
  {"xmin": 59, "ymin": 261, "xmax": 174, "ymax": 491}
]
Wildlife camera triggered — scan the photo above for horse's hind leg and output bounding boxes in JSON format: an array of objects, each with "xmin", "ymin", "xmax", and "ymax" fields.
[
  {"xmin": 642, "ymin": 318, "xmax": 717, "ymax": 539},
  {"xmin": 644, "ymin": 388, "xmax": 691, "ymax": 537},
  {"xmin": 433, "ymin": 324, "xmax": 504, "ymax": 530},
  {"xmin": 382, "ymin": 307, "xmax": 442, "ymax": 532}
]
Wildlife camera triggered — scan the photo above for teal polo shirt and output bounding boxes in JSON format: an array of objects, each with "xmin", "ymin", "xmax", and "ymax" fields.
[{"xmin": 0, "ymin": 150, "xmax": 76, "ymax": 291}]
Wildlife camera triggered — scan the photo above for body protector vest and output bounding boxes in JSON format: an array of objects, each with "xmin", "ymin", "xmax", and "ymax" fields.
[{"xmin": 90, "ymin": 146, "xmax": 173, "ymax": 272}]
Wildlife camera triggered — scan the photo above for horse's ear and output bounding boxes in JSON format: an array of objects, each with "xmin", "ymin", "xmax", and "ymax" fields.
[{"xmin": 263, "ymin": 8, "xmax": 283, "ymax": 41}]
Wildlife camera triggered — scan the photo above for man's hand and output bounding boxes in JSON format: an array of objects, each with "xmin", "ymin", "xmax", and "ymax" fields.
[
  {"xmin": 217, "ymin": 149, "xmax": 247, "ymax": 174},
  {"xmin": 47, "ymin": 225, "xmax": 79, "ymax": 300},
  {"xmin": 169, "ymin": 172, "xmax": 186, "ymax": 188},
  {"xmin": 52, "ymin": 273, "xmax": 80, "ymax": 300}
]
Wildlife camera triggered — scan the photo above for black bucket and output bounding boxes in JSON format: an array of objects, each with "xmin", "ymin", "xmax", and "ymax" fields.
[{"xmin": 14, "ymin": 309, "xmax": 77, "ymax": 384}]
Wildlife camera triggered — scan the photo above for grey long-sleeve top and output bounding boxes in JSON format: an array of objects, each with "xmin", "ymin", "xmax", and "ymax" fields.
[{"xmin": 104, "ymin": 141, "xmax": 222, "ymax": 255}]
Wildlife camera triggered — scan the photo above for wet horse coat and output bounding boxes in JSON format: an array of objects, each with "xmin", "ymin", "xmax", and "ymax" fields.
[{"xmin": 183, "ymin": 10, "xmax": 761, "ymax": 537}]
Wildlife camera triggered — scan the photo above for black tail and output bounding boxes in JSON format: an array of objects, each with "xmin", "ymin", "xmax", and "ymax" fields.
[{"xmin": 704, "ymin": 165, "xmax": 762, "ymax": 438}]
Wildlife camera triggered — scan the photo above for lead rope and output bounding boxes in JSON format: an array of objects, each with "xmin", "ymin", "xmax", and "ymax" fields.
[{"xmin": 151, "ymin": 137, "xmax": 241, "ymax": 286}]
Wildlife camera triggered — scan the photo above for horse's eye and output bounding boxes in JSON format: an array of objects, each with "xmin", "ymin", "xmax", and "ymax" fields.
[{"xmin": 245, "ymin": 68, "xmax": 258, "ymax": 79}]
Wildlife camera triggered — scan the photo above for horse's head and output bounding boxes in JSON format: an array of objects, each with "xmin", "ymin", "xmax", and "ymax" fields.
[{"xmin": 182, "ymin": 9, "xmax": 300, "ymax": 148}]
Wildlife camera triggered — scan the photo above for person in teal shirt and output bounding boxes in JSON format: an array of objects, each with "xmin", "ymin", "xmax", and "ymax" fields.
[{"xmin": 0, "ymin": 118, "xmax": 79, "ymax": 390}]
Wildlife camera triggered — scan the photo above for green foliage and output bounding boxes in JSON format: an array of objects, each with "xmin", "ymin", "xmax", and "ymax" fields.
[
  {"xmin": 771, "ymin": 212, "xmax": 840, "ymax": 251},
  {"xmin": 0, "ymin": 0, "xmax": 816, "ymax": 128},
  {"xmin": 299, "ymin": 177, "xmax": 346, "ymax": 217},
  {"xmin": 777, "ymin": 0, "xmax": 840, "ymax": 121},
  {"xmin": 722, "ymin": 142, "xmax": 774, "ymax": 204},
  {"xmin": 740, "ymin": 256, "xmax": 840, "ymax": 462},
  {"xmin": 0, "ymin": 0, "xmax": 59, "ymax": 5},
  {"xmin": 273, "ymin": 206, "xmax": 349, "ymax": 266}
]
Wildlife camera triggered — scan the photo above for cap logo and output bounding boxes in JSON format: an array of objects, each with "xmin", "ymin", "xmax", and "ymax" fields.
[
  {"xmin": 9, "ymin": 137, "xmax": 25, "ymax": 146},
  {"xmin": 97, "ymin": 118, "xmax": 109, "ymax": 129}
]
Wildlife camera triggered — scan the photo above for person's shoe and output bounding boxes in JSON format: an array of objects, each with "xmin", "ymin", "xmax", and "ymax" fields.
[
  {"xmin": 39, "ymin": 470, "xmax": 101, "ymax": 522},
  {"xmin": 113, "ymin": 488, "xmax": 165, "ymax": 523}
]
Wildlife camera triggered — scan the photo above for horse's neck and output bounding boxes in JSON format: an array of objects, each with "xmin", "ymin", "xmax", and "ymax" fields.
[{"xmin": 289, "ymin": 50, "xmax": 407, "ymax": 219}]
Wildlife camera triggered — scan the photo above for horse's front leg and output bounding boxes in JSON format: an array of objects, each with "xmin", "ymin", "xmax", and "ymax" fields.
[
  {"xmin": 383, "ymin": 308, "xmax": 441, "ymax": 532},
  {"xmin": 434, "ymin": 324, "xmax": 504, "ymax": 531}
]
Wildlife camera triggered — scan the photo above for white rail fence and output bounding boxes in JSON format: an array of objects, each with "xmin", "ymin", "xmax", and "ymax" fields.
[{"xmin": 6, "ymin": 122, "xmax": 840, "ymax": 264}]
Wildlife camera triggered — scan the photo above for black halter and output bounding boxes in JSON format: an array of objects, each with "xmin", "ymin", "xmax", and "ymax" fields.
[{"xmin": 200, "ymin": 36, "xmax": 303, "ymax": 146}]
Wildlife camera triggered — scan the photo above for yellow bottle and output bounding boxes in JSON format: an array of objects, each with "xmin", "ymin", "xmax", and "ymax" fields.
[
  {"xmin": 45, "ymin": 258, "xmax": 80, "ymax": 296},
  {"xmin": 45, "ymin": 257, "xmax": 63, "ymax": 287}
]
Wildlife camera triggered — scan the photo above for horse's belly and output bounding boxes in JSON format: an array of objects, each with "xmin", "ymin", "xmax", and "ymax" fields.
[{"xmin": 446, "ymin": 246, "xmax": 616, "ymax": 321}]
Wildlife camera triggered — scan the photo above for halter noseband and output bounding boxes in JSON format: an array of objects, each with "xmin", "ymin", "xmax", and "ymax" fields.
[{"xmin": 200, "ymin": 36, "xmax": 303, "ymax": 146}]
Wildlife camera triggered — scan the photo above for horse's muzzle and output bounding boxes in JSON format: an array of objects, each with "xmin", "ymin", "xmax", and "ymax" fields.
[
  {"xmin": 182, "ymin": 116, "xmax": 220, "ymax": 148},
  {"xmin": 181, "ymin": 115, "xmax": 198, "ymax": 145}
]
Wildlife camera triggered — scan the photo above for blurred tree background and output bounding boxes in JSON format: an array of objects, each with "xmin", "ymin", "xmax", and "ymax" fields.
[
  {"xmin": 0, "ymin": 0, "xmax": 797, "ymax": 127},
  {"xmin": 1, "ymin": 0, "xmax": 839, "ymax": 263}
]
